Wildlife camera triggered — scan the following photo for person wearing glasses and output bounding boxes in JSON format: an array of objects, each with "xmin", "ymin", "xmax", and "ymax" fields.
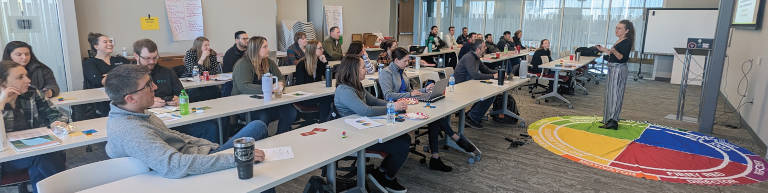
[
  {"xmin": 293, "ymin": 40, "xmax": 332, "ymax": 122},
  {"xmin": 0, "ymin": 60, "xmax": 68, "ymax": 193},
  {"xmin": 132, "ymin": 39, "xmax": 220, "ymax": 143},
  {"xmin": 103, "ymin": 65, "xmax": 272, "ymax": 193},
  {"xmin": 378, "ymin": 47, "xmax": 476, "ymax": 172}
]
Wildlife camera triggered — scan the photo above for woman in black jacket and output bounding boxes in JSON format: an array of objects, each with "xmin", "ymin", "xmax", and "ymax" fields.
[
  {"xmin": 294, "ymin": 40, "xmax": 332, "ymax": 122},
  {"xmin": 530, "ymin": 39, "xmax": 552, "ymax": 74},
  {"xmin": 2, "ymin": 41, "xmax": 60, "ymax": 98},
  {"xmin": 82, "ymin": 32, "xmax": 130, "ymax": 89}
]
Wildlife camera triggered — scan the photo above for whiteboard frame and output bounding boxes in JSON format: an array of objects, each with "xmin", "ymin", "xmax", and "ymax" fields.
[{"xmin": 641, "ymin": 8, "xmax": 719, "ymax": 56}]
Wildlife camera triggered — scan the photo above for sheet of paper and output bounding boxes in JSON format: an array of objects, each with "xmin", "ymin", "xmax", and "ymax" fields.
[
  {"xmin": 165, "ymin": 0, "xmax": 204, "ymax": 41},
  {"xmin": 155, "ymin": 113, "xmax": 181, "ymax": 122},
  {"xmin": 148, "ymin": 106, "xmax": 178, "ymax": 114},
  {"xmin": 263, "ymin": 146, "xmax": 294, "ymax": 161},
  {"xmin": 7, "ymin": 128, "xmax": 53, "ymax": 141},
  {"xmin": 344, "ymin": 117, "xmax": 384, "ymax": 130}
]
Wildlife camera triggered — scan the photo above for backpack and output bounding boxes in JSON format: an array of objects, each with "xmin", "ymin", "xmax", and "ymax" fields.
[
  {"xmin": 575, "ymin": 46, "xmax": 600, "ymax": 56},
  {"xmin": 491, "ymin": 94, "xmax": 520, "ymax": 124}
]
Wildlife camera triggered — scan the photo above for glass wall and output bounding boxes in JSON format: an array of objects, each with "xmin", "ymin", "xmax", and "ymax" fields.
[
  {"xmin": 485, "ymin": 0, "xmax": 523, "ymax": 41},
  {"xmin": 1, "ymin": 0, "xmax": 68, "ymax": 91},
  {"xmin": 417, "ymin": 0, "xmax": 664, "ymax": 58}
]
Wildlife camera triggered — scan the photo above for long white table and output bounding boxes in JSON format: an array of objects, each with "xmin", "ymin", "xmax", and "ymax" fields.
[
  {"xmin": 52, "ymin": 73, "xmax": 233, "ymax": 107},
  {"xmin": 78, "ymin": 79, "xmax": 529, "ymax": 193},
  {"xmin": 2, "ymin": 80, "xmax": 376, "ymax": 163},
  {"xmin": 536, "ymin": 56, "xmax": 597, "ymax": 108}
]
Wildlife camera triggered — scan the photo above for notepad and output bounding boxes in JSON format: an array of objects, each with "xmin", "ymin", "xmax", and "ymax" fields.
[
  {"xmin": 344, "ymin": 117, "xmax": 384, "ymax": 130},
  {"xmin": 7, "ymin": 128, "xmax": 61, "ymax": 152},
  {"xmin": 263, "ymin": 146, "xmax": 294, "ymax": 161}
]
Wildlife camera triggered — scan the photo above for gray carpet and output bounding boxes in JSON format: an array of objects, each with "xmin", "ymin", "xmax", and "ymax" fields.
[{"xmin": 5, "ymin": 72, "xmax": 767, "ymax": 193}]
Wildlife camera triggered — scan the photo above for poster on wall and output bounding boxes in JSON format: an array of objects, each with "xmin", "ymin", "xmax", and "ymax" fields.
[
  {"xmin": 324, "ymin": 5, "xmax": 343, "ymax": 36},
  {"xmin": 165, "ymin": 0, "xmax": 204, "ymax": 41}
]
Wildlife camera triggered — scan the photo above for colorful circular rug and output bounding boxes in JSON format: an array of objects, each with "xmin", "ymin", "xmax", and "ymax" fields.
[{"xmin": 528, "ymin": 116, "xmax": 768, "ymax": 185}]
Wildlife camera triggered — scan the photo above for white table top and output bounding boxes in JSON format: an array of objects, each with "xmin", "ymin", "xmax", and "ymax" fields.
[
  {"xmin": 410, "ymin": 48, "xmax": 460, "ymax": 57},
  {"xmin": 481, "ymin": 50, "xmax": 531, "ymax": 63},
  {"xmin": 0, "ymin": 117, "xmax": 108, "ymax": 163},
  {"xmin": 355, "ymin": 78, "xmax": 529, "ymax": 142},
  {"xmin": 365, "ymin": 48, "xmax": 384, "ymax": 52},
  {"xmin": 75, "ymin": 78, "xmax": 528, "ymax": 193},
  {"xmin": 6, "ymin": 81, "xmax": 358, "ymax": 163},
  {"xmin": 52, "ymin": 74, "xmax": 233, "ymax": 107},
  {"xmin": 278, "ymin": 65, "xmax": 296, "ymax": 75},
  {"xmin": 539, "ymin": 56, "xmax": 597, "ymax": 71},
  {"xmin": 79, "ymin": 120, "xmax": 380, "ymax": 193}
]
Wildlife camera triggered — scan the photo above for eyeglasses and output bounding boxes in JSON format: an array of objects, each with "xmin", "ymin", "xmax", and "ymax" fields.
[{"xmin": 123, "ymin": 78, "xmax": 153, "ymax": 97}]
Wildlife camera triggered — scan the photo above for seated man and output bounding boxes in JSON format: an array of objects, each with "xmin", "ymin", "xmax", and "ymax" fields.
[
  {"xmin": 131, "ymin": 39, "xmax": 220, "ymax": 143},
  {"xmin": 103, "ymin": 64, "xmax": 271, "ymax": 185},
  {"xmin": 454, "ymin": 39, "xmax": 498, "ymax": 128}
]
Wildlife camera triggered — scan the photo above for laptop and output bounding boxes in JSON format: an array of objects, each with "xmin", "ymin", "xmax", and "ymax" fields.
[
  {"xmin": 419, "ymin": 78, "xmax": 450, "ymax": 103},
  {"xmin": 409, "ymin": 46, "xmax": 426, "ymax": 55}
]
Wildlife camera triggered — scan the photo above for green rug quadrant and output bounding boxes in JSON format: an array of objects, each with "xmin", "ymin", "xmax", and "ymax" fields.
[{"xmin": 549, "ymin": 118, "xmax": 648, "ymax": 141}]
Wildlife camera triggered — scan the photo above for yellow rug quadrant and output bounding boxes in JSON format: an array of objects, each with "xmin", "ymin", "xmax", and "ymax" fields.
[{"xmin": 553, "ymin": 126, "xmax": 632, "ymax": 165}]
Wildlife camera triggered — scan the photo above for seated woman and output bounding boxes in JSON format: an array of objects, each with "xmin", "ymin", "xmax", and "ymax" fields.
[
  {"xmin": 232, "ymin": 36, "xmax": 297, "ymax": 135},
  {"xmin": 294, "ymin": 40, "xmax": 332, "ymax": 122},
  {"xmin": 0, "ymin": 61, "xmax": 67, "ymax": 193},
  {"xmin": 334, "ymin": 56, "xmax": 410, "ymax": 193},
  {"xmin": 79, "ymin": 32, "xmax": 131, "ymax": 120},
  {"xmin": 345, "ymin": 41, "xmax": 375, "ymax": 74},
  {"xmin": 378, "ymin": 47, "xmax": 476, "ymax": 172},
  {"xmin": 529, "ymin": 39, "xmax": 552, "ymax": 74},
  {"xmin": 183, "ymin": 36, "xmax": 221, "ymax": 101},
  {"xmin": 2, "ymin": 41, "xmax": 59, "ymax": 98}
]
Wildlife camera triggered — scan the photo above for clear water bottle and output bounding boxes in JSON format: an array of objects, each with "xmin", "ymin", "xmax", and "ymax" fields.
[
  {"xmin": 386, "ymin": 99, "xmax": 396, "ymax": 125},
  {"xmin": 121, "ymin": 47, "xmax": 128, "ymax": 57},
  {"xmin": 504, "ymin": 44, "xmax": 509, "ymax": 53},
  {"xmin": 179, "ymin": 89, "xmax": 190, "ymax": 115},
  {"xmin": 192, "ymin": 66, "xmax": 200, "ymax": 81},
  {"xmin": 448, "ymin": 75, "xmax": 456, "ymax": 92},
  {"xmin": 378, "ymin": 63, "xmax": 384, "ymax": 73}
]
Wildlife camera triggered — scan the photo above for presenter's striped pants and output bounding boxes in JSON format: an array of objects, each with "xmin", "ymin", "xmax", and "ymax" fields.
[{"xmin": 603, "ymin": 63, "xmax": 628, "ymax": 123}]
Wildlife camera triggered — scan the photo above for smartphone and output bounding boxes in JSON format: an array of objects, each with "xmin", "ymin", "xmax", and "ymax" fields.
[{"xmin": 250, "ymin": 94, "xmax": 264, "ymax": 99}]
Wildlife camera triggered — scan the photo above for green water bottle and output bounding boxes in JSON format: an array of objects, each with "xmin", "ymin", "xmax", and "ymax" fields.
[{"xmin": 179, "ymin": 89, "xmax": 190, "ymax": 115}]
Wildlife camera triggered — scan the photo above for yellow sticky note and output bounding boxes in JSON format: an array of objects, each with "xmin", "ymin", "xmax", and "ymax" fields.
[
  {"xmin": 141, "ymin": 17, "xmax": 159, "ymax": 30},
  {"xmin": 69, "ymin": 131, "xmax": 83, "ymax": 137}
]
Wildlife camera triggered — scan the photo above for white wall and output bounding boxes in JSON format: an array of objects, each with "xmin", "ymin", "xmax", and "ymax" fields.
[
  {"xmin": 722, "ymin": 2, "xmax": 768, "ymax": 146},
  {"xmin": 321, "ymin": 0, "xmax": 392, "ymax": 50},
  {"xmin": 74, "ymin": 0, "xmax": 277, "ymax": 56}
]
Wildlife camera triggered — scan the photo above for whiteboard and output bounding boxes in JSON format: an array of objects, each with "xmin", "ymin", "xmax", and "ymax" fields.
[{"xmin": 642, "ymin": 9, "xmax": 718, "ymax": 55}]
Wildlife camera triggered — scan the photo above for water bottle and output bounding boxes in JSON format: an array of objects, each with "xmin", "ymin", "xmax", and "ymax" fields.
[
  {"xmin": 261, "ymin": 73, "xmax": 274, "ymax": 101},
  {"xmin": 179, "ymin": 89, "xmax": 190, "ymax": 115},
  {"xmin": 415, "ymin": 57, "xmax": 421, "ymax": 71},
  {"xmin": 325, "ymin": 65, "xmax": 332, "ymax": 87},
  {"xmin": 519, "ymin": 60, "xmax": 528, "ymax": 78},
  {"xmin": 192, "ymin": 66, "xmax": 200, "ymax": 81},
  {"xmin": 386, "ymin": 99, "xmax": 396, "ymax": 125},
  {"xmin": 498, "ymin": 67, "xmax": 506, "ymax": 85},
  {"xmin": 448, "ymin": 75, "xmax": 456, "ymax": 92},
  {"xmin": 378, "ymin": 63, "xmax": 385, "ymax": 73},
  {"xmin": 437, "ymin": 57, "xmax": 445, "ymax": 68},
  {"xmin": 121, "ymin": 47, "xmax": 128, "ymax": 57},
  {"xmin": 504, "ymin": 45, "xmax": 509, "ymax": 53},
  {"xmin": 426, "ymin": 36, "xmax": 434, "ymax": 53}
]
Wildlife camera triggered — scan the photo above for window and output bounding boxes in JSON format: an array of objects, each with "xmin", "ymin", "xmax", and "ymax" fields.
[{"xmin": 415, "ymin": 0, "xmax": 664, "ymax": 58}]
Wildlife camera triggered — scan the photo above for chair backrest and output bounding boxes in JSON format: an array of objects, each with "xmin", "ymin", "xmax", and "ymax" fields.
[
  {"xmin": 541, "ymin": 56, "xmax": 550, "ymax": 64},
  {"xmin": 417, "ymin": 71, "xmax": 441, "ymax": 89},
  {"xmin": 443, "ymin": 67, "xmax": 455, "ymax": 78},
  {"xmin": 37, "ymin": 157, "xmax": 149, "ymax": 193}
]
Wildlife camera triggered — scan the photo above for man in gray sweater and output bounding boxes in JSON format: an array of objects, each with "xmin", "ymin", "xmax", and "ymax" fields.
[
  {"xmin": 103, "ymin": 64, "xmax": 270, "ymax": 180},
  {"xmin": 454, "ymin": 39, "xmax": 498, "ymax": 128}
]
